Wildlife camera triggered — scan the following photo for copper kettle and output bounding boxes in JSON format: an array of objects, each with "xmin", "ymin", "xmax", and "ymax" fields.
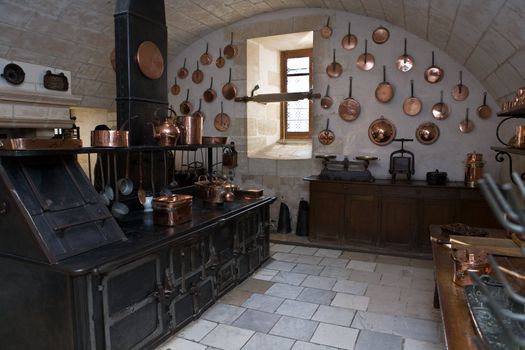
[{"xmin": 152, "ymin": 107, "xmax": 180, "ymax": 146}]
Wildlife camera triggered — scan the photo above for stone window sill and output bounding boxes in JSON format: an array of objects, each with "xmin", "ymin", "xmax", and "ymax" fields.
[{"xmin": 249, "ymin": 140, "xmax": 312, "ymax": 160}]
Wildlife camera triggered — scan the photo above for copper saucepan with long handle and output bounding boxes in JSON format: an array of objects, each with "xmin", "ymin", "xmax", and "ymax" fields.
[
  {"xmin": 424, "ymin": 51, "xmax": 444, "ymax": 84},
  {"xmin": 320, "ymin": 16, "xmax": 332, "ymax": 39},
  {"xmin": 477, "ymin": 92, "xmax": 492, "ymax": 119},
  {"xmin": 170, "ymin": 76, "xmax": 180, "ymax": 96},
  {"xmin": 403, "ymin": 80, "xmax": 422, "ymax": 116},
  {"xmin": 180, "ymin": 89, "xmax": 193, "ymax": 115},
  {"xmin": 222, "ymin": 67, "xmax": 237, "ymax": 100},
  {"xmin": 341, "ymin": 22, "xmax": 357, "ymax": 50},
  {"xmin": 200, "ymin": 42, "xmax": 213, "ymax": 66},
  {"xmin": 192, "ymin": 61, "xmax": 204, "ymax": 84},
  {"xmin": 320, "ymin": 85, "xmax": 333, "ymax": 109},
  {"xmin": 216, "ymin": 48, "xmax": 225, "ymax": 68},
  {"xmin": 318, "ymin": 118, "xmax": 335, "ymax": 145},
  {"xmin": 339, "ymin": 77, "xmax": 360, "ymax": 121},
  {"xmin": 192, "ymin": 99, "xmax": 205, "ymax": 120},
  {"xmin": 375, "ymin": 65, "xmax": 394, "ymax": 103},
  {"xmin": 177, "ymin": 58, "xmax": 188, "ymax": 79},
  {"xmin": 432, "ymin": 90, "xmax": 450, "ymax": 120},
  {"xmin": 452, "ymin": 70, "xmax": 469, "ymax": 101},
  {"xmin": 356, "ymin": 39, "xmax": 374, "ymax": 71},
  {"xmin": 224, "ymin": 32, "xmax": 238, "ymax": 59},
  {"xmin": 372, "ymin": 25, "xmax": 390, "ymax": 44},
  {"xmin": 214, "ymin": 101, "xmax": 230, "ymax": 132},
  {"xmin": 459, "ymin": 108, "xmax": 474, "ymax": 133},
  {"xmin": 395, "ymin": 38, "xmax": 414, "ymax": 72},
  {"xmin": 203, "ymin": 77, "xmax": 217, "ymax": 103},
  {"xmin": 326, "ymin": 49, "xmax": 343, "ymax": 78}
]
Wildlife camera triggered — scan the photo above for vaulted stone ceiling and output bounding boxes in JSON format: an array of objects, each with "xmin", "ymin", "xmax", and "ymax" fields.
[{"xmin": 0, "ymin": 0, "xmax": 523, "ymax": 109}]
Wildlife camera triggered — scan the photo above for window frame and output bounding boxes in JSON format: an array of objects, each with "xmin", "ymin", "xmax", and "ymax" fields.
[{"xmin": 280, "ymin": 48, "xmax": 313, "ymax": 140}]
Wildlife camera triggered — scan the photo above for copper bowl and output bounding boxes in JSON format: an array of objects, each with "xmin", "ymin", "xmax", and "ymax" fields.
[{"xmin": 91, "ymin": 130, "xmax": 129, "ymax": 148}]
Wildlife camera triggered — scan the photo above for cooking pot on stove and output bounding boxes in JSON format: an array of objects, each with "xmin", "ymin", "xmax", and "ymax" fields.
[{"xmin": 426, "ymin": 169, "xmax": 448, "ymax": 185}]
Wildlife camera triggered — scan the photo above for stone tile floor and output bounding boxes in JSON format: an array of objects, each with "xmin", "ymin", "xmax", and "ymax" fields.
[{"xmin": 156, "ymin": 244, "xmax": 445, "ymax": 350}]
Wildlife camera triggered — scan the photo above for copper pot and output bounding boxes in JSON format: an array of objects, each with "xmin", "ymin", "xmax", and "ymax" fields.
[
  {"xmin": 341, "ymin": 22, "xmax": 357, "ymax": 50},
  {"xmin": 432, "ymin": 90, "xmax": 450, "ymax": 120},
  {"xmin": 339, "ymin": 77, "xmax": 360, "ymax": 121},
  {"xmin": 91, "ymin": 130, "xmax": 129, "ymax": 148},
  {"xmin": 326, "ymin": 49, "xmax": 343, "ymax": 78},
  {"xmin": 395, "ymin": 38, "xmax": 414, "ymax": 72},
  {"xmin": 375, "ymin": 65, "xmax": 394, "ymax": 103},
  {"xmin": 200, "ymin": 42, "xmax": 213, "ymax": 66},
  {"xmin": 424, "ymin": 51, "xmax": 444, "ymax": 84},
  {"xmin": 320, "ymin": 16, "xmax": 332, "ymax": 39},
  {"xmin": 177, "ymin": 114, "xmax": 203, "ymax": 145}
]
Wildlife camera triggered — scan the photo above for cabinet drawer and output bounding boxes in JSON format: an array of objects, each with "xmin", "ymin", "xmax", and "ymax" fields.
[{"xmin": 310, "ymin": 181, "xmax": 378, "ymax": 195}]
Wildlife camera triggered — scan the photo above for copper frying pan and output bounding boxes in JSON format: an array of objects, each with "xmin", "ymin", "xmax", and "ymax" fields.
[
  {"xmin": 452, "ymin": 71, "xmax": 469, "ymax": 101},
  {"xmin": 203, "ymin": 77, "xmax": 217, "ymax": 103},
  {"xmin": 200, "ymin": 42, "xmax": 213, "ymax": 66},
  {"xmin": 459, "ymin": 108, "xmax": 474, "ymax": 133},
  {"xmin": 192, "ymin": 61, "xmax": 204, "ymax": 84},
  {"xmin": 214, "ymin": 102, "xmax": 230, "ymax": 132},
  {"xmin": 372, "ymin": 25, "xmax": 390, "ymax": 44},
  {"xmin": 222, "ymin": 68, "xmax": 237, "ymax": 100},
  {"xmin": 170, "ymin": 76, "xmax": 180, "ymax": 96},
  {"xmin": 395, "ymin": 38, "xmax": 414, "ymax": 72},
  {"xmin": 216, "ymin": 48, "xmax": 225, "ymax": 68},
  {"xmin": 318, "ymin": 119, "xmax": 335, "ymax": 145},
  {"xmin": 356, "ymin": 40, "xmax": 375, "ymax": 71},
  {"xmin": 375, "ymin": 65, "xmax": 394, "ymax": 103},
  {"xmin": 136, "ymin": 41, "xmax": 164, "ymax": 80},
  {"xmin": 326, "ymin": 49, "xmax": 343, "ymax": 78},
  {"xmin": 192, "ymin": 99, "xmax": 205, "ymax": 119},
  {"xmin": 432, "ymin": 90, "xmax": 450, "ymax": 120},
  {"xmin": 320, "ymin": 16, "xmax": 332, "ymax": 39},
  {"xmin": 477, "ymin": 92, "xmax": 492, "ymax": 119},
  {"xmin": 403, "ymin": 80, "xmax": 422, "ymax": 116},
  {"xmin": 224, "ymin": 32, "xmax": 238, "ymax": 59},
  {"xmin": 180, "ymin": 89, "xmax": 193, "ymax": 115},
  {"xmin": 341, "ymin": 22, "xmax": 357, "ymax": 50},
  {"xmin": 339, "ymin": 77, "xmax": 360, "ymax": 121},
  {"xmin": 320, "ymin": 85, "xmax": 333, "ymax": 109},
  {"xmin": 177, "ymin": 58, "xmax": 188, "ymax": 79},
  {"xmin": 415, "ymin": 122, "xmax": 440, "ymax": 145},
  {"xmin": 424, "ymin": 51, "xmax": 444, "ymax": 84}
]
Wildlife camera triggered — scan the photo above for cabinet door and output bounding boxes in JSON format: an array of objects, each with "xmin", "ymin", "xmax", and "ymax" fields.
[
  {"xmin": 309, "ymin": 191, "xmax": 345, "ymax": 242},
  {"xmin": 418, "ymin": 198, "xmax": 456, "ymax": 252},
  {"xmin": 380, "ymin": 196, "xmax": 418, "ymax": 249},
  {"xmin": 344, "ymin": 194, "xmax": 379, "ymax": 245},
  {"xmin": 458, "ymin": 190, "xmax": 501, "ymax": 228}
]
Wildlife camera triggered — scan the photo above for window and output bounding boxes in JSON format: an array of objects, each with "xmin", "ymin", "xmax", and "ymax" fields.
[{"xmin": 281, "ymin": 49, "xmax": 313, "ymax": 140}]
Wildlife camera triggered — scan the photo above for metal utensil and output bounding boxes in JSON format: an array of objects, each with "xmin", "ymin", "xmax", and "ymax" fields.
[
  {"xmin": 403, "ymin": 80, "xmax": 422, "ymax": 116},
  {"xmin": 339, "ymin": 77, "xmax": 360, "ymax": 121},
  {"xmin": 200, "ymin": 42, "xmax": 213, "ymax": 66},
  {"xmin": 375, "ymin": 65, "xmax": 394, "ymax": 103},
  {"xmin": 341, "ymin": 22, "xmax": 357, "ymax": 50},
  {"xmin": 415, "ymin": 122, "xmax": 440, "ymax": 145},
  {"xmin": 459, "ymin": 107, "xmax": 474, "ymax": 133},
  {"xmin": 169, "ymin": 150, "xmax": 178, "ymax": 189},
  {"xmin": 98, "ymin": 155, "xmax": 110, "ymax": 206},
  {"xmin": 368, "ymin": 116, "xmax": 396, "ymax": 146},
  {"xmin": 137, "ymin": 152, "xmax": 146, "ymax": 205},
  {"xmin": 395, "ymin": 38, "xmax": 414, "ymax": 72},
  {"xmin": 318, "ymin": 119, "xmax": 335, "ymax": 145},
  {"xmin": 117, "ymin": 152, "xmax": 134, "ymax": 196},
  {"xmin": 160, "ymin": 151, "xmax": 172, "ymax": 196},
  {"xmin": 432, "ymin": 90, "xmax": 450, "ymax": 120},
  {"xmin": 424, "ymin": 51, "xmax": 444, "ymax": 84},
  {"xmin": 216, "ymin": 48, "xmax": 225, "ymax": 68},
  {"xmin": 111, "ymin": 154, "xmax": 129, "ymax": 218},
  {"xmin": 356, "ymin": 39, "xmax": 374, "ymax": 71},
  {"xmin": 452, "ymin": 71, "xmax": 469, "ymax": 101},
  {"xmin": 320, "ymin": 85, "xmax": 333, "ymax": 109},
  {"xmin": 326, "ymin": 49, "xmax": 343, "ymax": 78},
  {"xmin": 105, "ymin": 155, "xmax": 114, "ymax": 201},
  {"xmin": 222, "ymin": 68, "xmax": 237, "ymax": 100},
  {"xmin": 320, "ymin": 16, "xmax": 332, "ymax": 39},
  {"xmin": 192, "ymin": 61, "xmax": 203, "ymax": 84},
  {"xmin": 372, "ymin": 25, "xmax": 390, "ymax": 44},
  {"xmin": 224, "ymin": 32, "xmax": 238, "ymax": 59},
  {"xmin": 477, "ymin": 92, "xmax": 492, "ymax": 119},
  {"xmin": 177, "ymin": 58, "xmax": 188, "ymax": 79}
]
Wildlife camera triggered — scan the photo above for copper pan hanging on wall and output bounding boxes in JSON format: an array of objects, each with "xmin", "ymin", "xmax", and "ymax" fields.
[
  {"xmin": 177, "ymin": 58, "xmax": 188, "ymax": 79},
  {"xmin": 222, "ymin": 67, "xmax": 237, "ymax": 100},
  {"xmin": 203, "ymin": 77, "xmax": 217, "ymax": 103},
  {"xmin": 180, "ymin": 89, "xmax": 193, "ymax": 115},
  {"xmin": 135, "ymin": 41, "xmax": 164, "ymax": 80},
  {"xmin": 318, "ymin": 118, "xmax": 335, "ymax": 145},
  {"xmin": 424, "ymin": 51, "xmax": 444, "ymax": 84},
  {"xmin": 216, "ymin": 48, "xmax": 225, "ymax": 68},
  {"xmin": 341, "ymin": 22, "xmax": 357, "ymax": 50},
  {"xmin": 395, "ymin": 38, "xmax": 414, "ymax": 72},
  {"xmin": 452, "ymin": 70, "xmax": 469, "ymax": 101},
  {"xmin": 416, "ymin": 122, "xmax": 440, "ymax": 145},
  {"xmin": 431, "ymin": 90, "xmax": 450, "ymax": 120},
  {"xmin": 320, "ymin": 16, "xmax": 332, "ymax": 39},
  {"xmin": 403, "ymin": 80, "xmax": 422, "ymax": 116},
  {"xmin": 477, "ymin": 92, "xmax": 492, "ymax": 119},
  {"xmin": 170, "ymin": 76, "xmax": 180, "ymax": 96},
  {"xmin": 224, "ymin": 32, "xmax": 238, "ymax": 59},
  {"xmin": 326, "ymin": 49, "xmax": 343, "ymax": 78},
  {"xmin": 214, "ymin": 102, "xmax": 230, "ymax": 132},
  {"xmin": 459, "ymin": 108, "xmax": 474, "ymax": 133},
  {"xmin": 200, "ymin": 42, "xmax": 213, "ymax": 66},
  {"xmin": 372, "ymin": 25, "xmax": 390, "ymax": 44},
  {"xmin": 356, "ymin": 40, "xmax": 375, "ymax": 71},
  {"xmin": 375, "ymin": 65, "xmax": 394, "ymax": 103},
  {"xmin": 368, "ymin": 116, "xmax": 396, "ymax": 146},
  {"xmin": 339, "ymin": 77, "xmax": 360, "ymax": 121},
  {"xmin": 320, "ymin": 85, "xmax": 333, "ymax": 109},
  {"xmin": 192, "ymin": 61, "xmax": 204, "ymax": 84}
]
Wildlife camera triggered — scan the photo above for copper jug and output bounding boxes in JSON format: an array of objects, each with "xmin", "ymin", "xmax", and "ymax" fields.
[
  {"xmin": 464, "ymin": 152, "xmax": 484, "ymax": 187},
  {"xmin": 151, "ymin": 117, "xmax": 180, "ymax": 146}
]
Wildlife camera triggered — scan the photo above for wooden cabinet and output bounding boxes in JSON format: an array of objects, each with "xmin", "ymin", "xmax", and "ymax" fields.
[{"xmin": 306, "ymin": 177, "xmax": 500, "ymax": 255}]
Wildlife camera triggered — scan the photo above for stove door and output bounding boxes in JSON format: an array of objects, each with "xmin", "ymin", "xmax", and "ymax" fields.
[{"xmin": 101, "ymin": 255, "xmax": 164, "ymax": 350}]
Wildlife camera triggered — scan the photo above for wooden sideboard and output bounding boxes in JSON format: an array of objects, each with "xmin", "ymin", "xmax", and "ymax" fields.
[{"xmin": 304, "ymin": 176, "xmax": 500, "ymax": 255}]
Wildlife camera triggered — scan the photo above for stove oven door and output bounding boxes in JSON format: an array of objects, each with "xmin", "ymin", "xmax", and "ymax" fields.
[{"xmin": 101, "ymin": 254, "xmax": 164, "ymax": 350}]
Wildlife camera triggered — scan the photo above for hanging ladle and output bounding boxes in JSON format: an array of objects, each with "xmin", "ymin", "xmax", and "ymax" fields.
[
  {"xmin": 111, "ymin": 154, "xmax": 129, "ymax": 218},
  {"xmin": 137, "ymin": 152, "xmax": 146, "ymax": 205},
  {"xmin": 105, "ymin": 155, "xmax": 114, "ymax": 201},
  {"xmin": 168, "ymin": 150, "xmax": 178, "ymax": 190},
  {"xmin": 98, "ymin": 155, "xmax": 110, "ymax": 206},
  {"xmin": 117, "ymin": 152, "xmax": 134, "ymax": 196},
  {"xmin": 160, "ymin": 151, "xmax": 172, "ymax": 195}
]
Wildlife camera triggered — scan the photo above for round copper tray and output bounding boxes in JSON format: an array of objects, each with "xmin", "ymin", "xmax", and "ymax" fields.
[
  {"xmin": 136, "ymin": 41, "xmax": 164, "ymax": 80},
  {"xmin": 372, "ymin": 26, "xmax": 390, "ymax": 44},
  {"xmin": 415, "ymin": 122, "xmax": 440, "ymax": 145},
  {"xmin": 368, "ymin": 117, "xmax": 396, "ymax": 146}
]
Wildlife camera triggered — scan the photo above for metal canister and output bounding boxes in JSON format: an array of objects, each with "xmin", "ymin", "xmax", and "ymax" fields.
[
  {"xmin": 152, "ymin": 194, "xmax": 193, "ymax": 226},
  {"xmin": 464, "ymin": 152, "xmax": 484, "ymax": 187}
]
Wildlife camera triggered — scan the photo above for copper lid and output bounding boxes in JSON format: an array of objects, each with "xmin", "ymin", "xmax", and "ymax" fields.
[{"xmin": 153, "ymin": 194, "xmax": 192, "ymax": 209}]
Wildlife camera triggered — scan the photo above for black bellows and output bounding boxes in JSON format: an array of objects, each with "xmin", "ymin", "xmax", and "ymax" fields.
[
  {"xmin": 277, "ymin": 202, "xmax": 291, "ymax": 233},
  {"xmin": 296, "ymin": 199, "xmax": 309, "ymax": 236}
]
